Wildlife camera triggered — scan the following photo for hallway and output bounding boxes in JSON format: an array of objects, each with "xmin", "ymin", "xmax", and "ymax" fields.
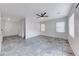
[{"xmin": 0, "ymin": 36, "xmax": 74, "ymax": 56}]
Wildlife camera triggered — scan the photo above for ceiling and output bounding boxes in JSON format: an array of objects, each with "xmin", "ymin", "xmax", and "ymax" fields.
[{"xmin": 0, "ymin": 3, "xmax": 74, "ymax": 21}]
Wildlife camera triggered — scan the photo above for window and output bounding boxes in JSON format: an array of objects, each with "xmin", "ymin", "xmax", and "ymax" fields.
[
  {"xmin": 41, "ymin": 24, "xmax": 45, "ymax": 32},
  {"xmin": 56, "ymin": 22, "xmax": 65, "ymax": 33},
  {"xmin": 69, "ymin": 13, "xmax": 74, "ymax": 38}
]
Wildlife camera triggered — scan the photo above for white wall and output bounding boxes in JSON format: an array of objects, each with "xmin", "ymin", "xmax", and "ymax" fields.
[
  {"xmin": 2, "ymin": 21, "xmax": 19, "ymax": 36},
  {"xmin": 74, "ymin": 9, "xmax": 79, "ymax": 55},
  {"xmin": 1, "ymin": 18, "xmax": 24, "ymax": 37},
  {"xmin": 18, "ymin": 20, "xmax": 24, "ymax": 38},
  {"xmin": 26, "ymin": 18, "xmax": 40, "ymax": 39},
  {"xmin": 69, "ymin": 13, "xmax": 74, "ymax": 38},
  {"xmin": 68, "ymin": 13, "xmax": 75, "ymax": 55},
  {"xmin": 68, "ymin": 6, "xmax": 79, "ymax": 55},
  {"xmin": 40, "ymin": 17, "xmax": 68, "ymax": 39}
]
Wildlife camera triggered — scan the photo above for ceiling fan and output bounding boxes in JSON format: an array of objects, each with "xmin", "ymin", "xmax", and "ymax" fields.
[
  {"xmin": 36, "ymin": 11, "xmax": 48, "ymax": 18},
  {"xmin": 75, "ymin": 3, "xmax": 79, "ymax": 9}
]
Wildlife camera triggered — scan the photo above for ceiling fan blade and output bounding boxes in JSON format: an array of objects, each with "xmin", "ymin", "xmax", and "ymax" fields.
[
  {"xmin": 41, "ymin": 12, "xmax": 46, "ymax": 17},
  {"xmin": 43, "ymin": 12, "xmax": 46, "ymax": 15},
  {"xmin": 76, "ymin": 3, "xmax": 79, "ymax": 8},
  {"xmin": 36, "ymin": 11, "xmax": 48, "ymax": 17},
  {"xmin": 41, "ymin": 13, "xmax": 44, "ymax": 17},
  {"xmin": 36, "ymin": 14, "xmax": 41, "ymax": 16}
]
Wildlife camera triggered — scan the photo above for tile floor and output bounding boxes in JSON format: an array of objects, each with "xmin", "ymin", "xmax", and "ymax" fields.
[{"xmin": 0, "ymin": 35, "xmax": 75, "ymax": 56}]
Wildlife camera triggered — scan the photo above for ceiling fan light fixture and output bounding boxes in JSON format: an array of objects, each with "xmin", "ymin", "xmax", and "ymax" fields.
[{"xmin": 36, "ymin": 11, "xmax": 48, "ymax": 18}]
